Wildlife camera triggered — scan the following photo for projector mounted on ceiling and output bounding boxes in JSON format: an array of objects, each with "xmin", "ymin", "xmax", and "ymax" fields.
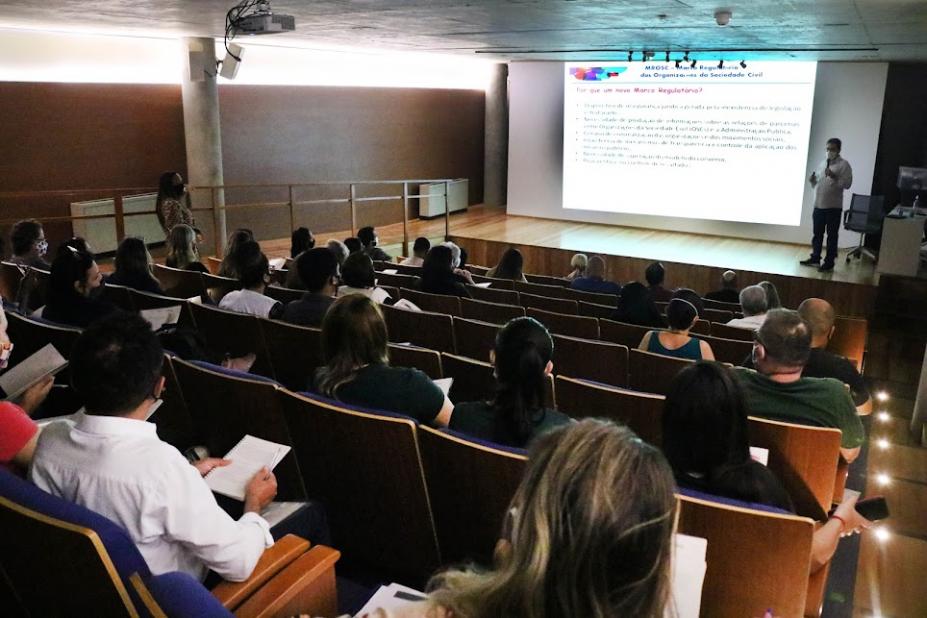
[{"xmin": 228, "ymin": 0, "xmax": 295, "ymax": 37}]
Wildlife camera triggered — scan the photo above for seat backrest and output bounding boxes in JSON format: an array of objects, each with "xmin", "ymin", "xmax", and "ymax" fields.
[
  {"xmin": 526, "ymin": 307, "xmax": 599, "ymax": 339},
  {"xmin": 441, "ymin": 352, "xmax": 554, "ymax": 407},
  {"xmin": 827, "ymin": 315, "xmax": 867, "ymax": 371},
  {"xmin": 695, "ymin": 334, "xmax": 753, "ymax": 365},
  {"xmin": 747, "ymin": 416, "xmax": 841, "ymax": 518},
  {"xmin": 188, "ymin": 302, "xmax": 275, "ymax": 378},
  {"xmin": 466, "ymin": 264, "xmax": 490, "ymax": 276},
  {"xmin": 0, "ymin": 262, "xmax": 25, "ymax": 304},
  {"xmin": 150, "ymin": 354, "xmax": 199, "ymax": 452},
  {"xmin": 466, "ymin": 284, "xmax": 520, "ymax": 305},
  {"xmin": 171, "ymin": 359, "xmax": 305, "ymax": 501},
  {"xmin": 689, "ymin": 319, "xmax": 710, "ymax": 335},
  {"xmin": 470, "ymin": 274, "xmax": 514, "ymax": 290},
  {"xmin": 100, "ymin": 283, "xmax": 137, "ymax": 312},
  {"xmin": 0, "ymin": 469, "xmax": 151, "ymax": 617},
  {"xmin": 451, "ymin": 317, "xmax": 499, "ymax": 362},
  {"xmin": 677, "ymin": 493, "xmax": 814, "ymax": 618},
  {"xmin": 203, "ymin": 273, "xmax": 242, "ymax": 305},
  {"xmin": 459, "ymin": 297, "xmax": 525, "ymax": 324},
  {"xmin": 562, "ymin": 286, "xmax": 619, "ymax": 305},
  {"xmin": 703, "ymin": 298, "xmax": 741, "ymax": 312},
  {"xmin": 381, "ymin": 304, "xmax": 455, "ymax": 353},
  {"xmin": 418, "ymin": 426, "xmax": 526, "ymax": 566},
  {"xmin": 702, "ymin": 307, "xmax": 734, "ymax": 323},
  {"xmin": 598, "ymin": 318, "xmax": 653, "ymax": 349},
  {"xmin": 524, "ymin": 273, "xmax": 570, "ymax": 287},
  {"xmin": 846, "ymin": 194, "xmax": 885, "ymax": 230},
  {"xmin": 393, "ymin": 263, "xmax": 423, "ymax": 277},
  {"xmin": 551, "ymin": 334, "xmax": 629, "ymax": 388},
  {"xmin": 388, "ymin": 343, "xmax": 443, "ymax": 379},
  {"xmin": 399, "ymin": 288, "xmax": 462, "ymax": 316},
  {"xmin": 375, "ymin": 271, "xmax": 418, "ymax": 289},
  {"xmin": 518, "ymin": 292, "xmax": 578, "ymax": 315},
  {"xmin": 708, "ymin": 322, "xmax": 754, "ymax": 341},
  {"xmin": 153, "ymin": 264, "xmax": 207, "ymax": 299},
  {"xmin": 555, "ymin": 377, "xmax": 663, "ymax": 445},
  {"xmin": 628, "ymin": 349, "xmax": 694, "ymax": 396},
  {"xmin": 577, "ymin": 300, "xmax": 615, "ymax": 319},
  {"xmin": 513, "ymin": 280, "xmax": 566, "ymax": 299},
  {"xmin": 4, "ymin": 310, "xmax": 82, "ymax": 374},
  {"xmin": 278, "ymin": 391, "xmax": 440, "ymax": 583},
  {"xmin": 258, "ymin": 319, "xmax": 323, "ymax": 391},
  {"xmin": 264, "ymin": 285, "xmax": 304, "ymax": 305}
]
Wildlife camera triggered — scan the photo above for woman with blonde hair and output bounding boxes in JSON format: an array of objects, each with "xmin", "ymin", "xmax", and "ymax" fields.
[
  {"xmin": 164, "ymin": 224, "xmax": 207, "ymax": 273},
  {"xmin": 364, "ymin": 419, "xmax": 676, "ymax": 618},
  {"xmin": 565, "ymin": 253, "xmax": 588, "ymax": 281}
]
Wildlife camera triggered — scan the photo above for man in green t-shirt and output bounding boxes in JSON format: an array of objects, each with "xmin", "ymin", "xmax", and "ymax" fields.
[{"xmin": 735, "ymin": 309, "xmax": 865, "ymax": 463}]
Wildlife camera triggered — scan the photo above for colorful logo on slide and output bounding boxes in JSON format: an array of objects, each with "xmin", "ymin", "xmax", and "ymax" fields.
[{"xmin": 570, "ymin": 66, "xmax": 627, "ymax": 81}]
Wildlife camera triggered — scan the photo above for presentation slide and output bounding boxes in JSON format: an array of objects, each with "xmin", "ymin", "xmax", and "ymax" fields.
[{"xmin": 563, "ymin": 61, "xmax": 817, "ymax": 226}]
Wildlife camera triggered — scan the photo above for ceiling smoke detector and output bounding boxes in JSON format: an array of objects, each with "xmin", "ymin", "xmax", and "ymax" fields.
[{"xmin": 714, "ymin": 9, "xmax": 733, "ymax": 27}]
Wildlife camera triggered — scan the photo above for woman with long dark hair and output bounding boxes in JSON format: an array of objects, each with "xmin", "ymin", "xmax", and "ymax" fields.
[
  {"xmin": 106, "ymin": 237, "xmax": 163, "ymax": 295},
  {"xmin": 611, "ymin": 281, "xmax": 666, "ymax": 328},
  {"xmin": 217, "ymin": 228, "xmax": 255, "ymax": 279},
  {"xmin": 419, "ymin": 245, "xmax": 472, "ymax": 298},
  {"xmin": 486, "ymin": 247, "xmax": 528, "ymax": 282},
  {"xmin": 155, "ymin": 171, "xmax": 194, "ymax": 238},
  {"xmin": 450, "ymin": 317, "xmax": 571, "ymax": 448}
]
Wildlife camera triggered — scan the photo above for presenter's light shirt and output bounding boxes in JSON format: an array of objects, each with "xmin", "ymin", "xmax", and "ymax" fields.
[
  {"xmin": 29, "ymin": 412, "xmax": 273, "ymax": 582},
  {"xmin": 813, "ymin": 156, "xmax": 853, "ymax": 210}
]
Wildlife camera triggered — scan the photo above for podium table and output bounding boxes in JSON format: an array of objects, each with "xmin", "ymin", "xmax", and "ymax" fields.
[{"xmin": 877, "ymin": 208, "xmax": 926, "ymax": 276}]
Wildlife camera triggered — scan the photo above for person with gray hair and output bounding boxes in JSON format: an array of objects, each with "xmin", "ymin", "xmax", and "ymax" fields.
[
  {"xmin": 725, "ymin": 285, "xmax": 768, "ymax": 330},
  {"xmin": 442, "ymin": 241, "xmax": 474, "ymax": 285},
  {"xmin": 326, "ymin": 239, "xmax": 349, "ymax": 267},
  {"xmin": 734, "ymin": 309, "xmax": 865, "ymax": 462},
  {"xmin": 704, "ymin": 270, "xmax": 740, "ymax": 304}
]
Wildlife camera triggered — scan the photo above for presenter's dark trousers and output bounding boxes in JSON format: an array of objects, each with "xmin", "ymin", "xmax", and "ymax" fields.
[{"xmin": 810, "ymin": 207, "xmax": 841, "ymax": 266}]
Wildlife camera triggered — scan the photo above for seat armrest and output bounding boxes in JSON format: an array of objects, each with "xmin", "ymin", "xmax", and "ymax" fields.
[
  {"xmin": 233, "ymin": 545, "xmax": 341, "ymax": 618},
  {"xmin": 211, "ymin": 534, "xmax": 310, "ymax": 610}
]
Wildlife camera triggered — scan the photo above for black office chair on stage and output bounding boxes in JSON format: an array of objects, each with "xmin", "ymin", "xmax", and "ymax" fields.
[{"xmin": 843, "ymin": 194, "xmax": 885, "ymax": 263}]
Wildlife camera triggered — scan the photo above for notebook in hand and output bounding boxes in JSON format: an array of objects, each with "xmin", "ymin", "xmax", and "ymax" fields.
[
  {"xmin": 0, "ymin": 343, "xmax": 68, "ymax": 400},
  {"xmin": 204, "ymin": 434, "xmax": 291, "ymax": 501}
]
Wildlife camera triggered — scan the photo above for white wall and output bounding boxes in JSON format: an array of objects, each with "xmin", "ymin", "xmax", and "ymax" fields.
[{"xmin": 507, "ymin": 61, "xmax": 888, "ymax": 247}]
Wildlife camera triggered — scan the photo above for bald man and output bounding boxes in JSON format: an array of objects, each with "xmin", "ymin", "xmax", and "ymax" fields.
[{"xmin": 796, "ymin": 298, "xmax": 871, "ymax": 414}]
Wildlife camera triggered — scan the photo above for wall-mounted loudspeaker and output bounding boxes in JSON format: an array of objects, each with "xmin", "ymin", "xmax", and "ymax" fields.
[{"xmin": 220, "ymin": 44, "xmax": 245, "ymax": 80}]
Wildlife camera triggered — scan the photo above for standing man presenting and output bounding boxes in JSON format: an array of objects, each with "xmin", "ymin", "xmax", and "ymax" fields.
[{"xmin": 801, "ymin": 138, "xmax": 853, "ymax": 272}]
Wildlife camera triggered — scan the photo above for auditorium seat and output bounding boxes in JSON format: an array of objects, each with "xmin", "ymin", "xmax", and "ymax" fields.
[
  {"xmin": 628, "ymin": 349, "xmax": 694, "ymax": 396},
  {"xmin": 703, "ymin": 298, "xmax": 741, "ymax": 312},
  {"xmin": 440, "ymin": 352, "xmax": 495, "ymax": 403},
  {"xmin": 150, "ymin": 354, "xmax": 199, "ymax": 452},
  {"xmin": 709, "ymin": 322, "xmax": 755, "ymax": 341},
  {"xmin": 554, "ymin": 376, "xmax": 662, "ymax": 445},
  {"xmin": 577, "ymin": 300, "xmax": 615, "ymax": 319},
  {"xmin": 676, "ymin": 492, "xmax": 815, "ymax": 618},
  {"xmin": 828, "ymin": 315, "xmax": 867, "ymax": 371},
  {"xmin": 203, "ymin": 273, "xmax": 242, "ymax": 305},
  {"xmin": 100, "ymin": 283, "xmax": 136, "ymax": 312},
  {"xmin": 690, "ymin": 318, "xmax": 711, "ymax": 335},
  {"xmin": 561, "ymin": 287, "xmax": 619, "ymax": 305},
  {"xmin": 514, "ymin": 280, "xmax": 566, "ymax": 299},
  {"xmin": 391, "ymin": 263, "xmax": 423, "ymax": 277},
  {"xmin": 599, "ymin": 318, "xmax": 653, "ymax": 349},
  {"xmin": 270, "ymin": 267, "xmax": 289, "ymax": 287},
  {"xmin": 466, "ymin": 284, "xmax": 519, "ymax": 305},
  {"xmin": 518, "ymin": 292, "xmax": 578, "ymax": 315},
  {"xmin": 16, "ymin": 267, "xmax": 50, "ymax": 313},
  {"xmin": 524, "ymin": 273, "xmax": 570, "ymax": 287},
  {"xmin": 0, "ymin": 262, "xmax": 24, "ymax": 304},
  {"xmin": 206, "ymin": 255, "xmax": 222, "ymax": 275},
  {"xmin": 258, "ymin": 319, "xmax": 323, "ymax": 391},
  {"xmin": 695, "ymin": 333, "xmax": 753, "ymax": 365},
  {"xmin": 188, "ymin": 302, "xmax": 275, "ymax": 378},
  {"xmin": 379, "ymin": 284, "xmax": 401, "ymax": 301},
  {"xmin": 0, "ymin": 469, "xmax": 340, "ymax": 618},
  {"xmin": 153, "ymin": 264, "xmax": 207, "ymax": 299},
  {"xmin": 451, "ymin": 317, "xmax": 499, "ymax": 362},
  {"xmin": 469, "ymin": 274, "xmax": 514, "ymax": 290},
  {"xmin": 702, "ymin": 307, "xmax": 735, "ymax": 323},
  {"xmin": 4, "ymin": 310, "xmax": 81, "ymax": 373},
  {"xmin": 459, "ymin": 297, "xmax": 525, "ymax": 324},
  {"xmin": 526, "ymin": 307, "xmax": 599, "ymax": 339},
  {"xmin": 388, "ymin": 343, "xmax": 443, "ymax": 380},
  {"xmin": 129, "ymin": 289, "xmax": 195, "ymax": 330},
  {"xmin": 418, "ymin": 426, "xmax": 526, "ymax": 565},
  {"xmin": 381, "ymin": 304, "xmax": 455, "ymax": 353},
  {"xmin": 465, "ymin": 264, "xmax": 490, "ymax": 276},
  {"xmin": 399, "ymin": 287, "xmax": 463, "ymax": 316},
  {"xmin": 264, "ymin": 285, "xmax": 304, "ymax": 304},
  {"xmin": 551, "ymin": 334, "xmax": 629, "ymax": 387},
  {"xmin": 375, "ymin": 271, "xmax": 418, "ymax": 289},
  {"xmin": 278, "ymin": 390, "xmax": 440, "ymax": 585}
]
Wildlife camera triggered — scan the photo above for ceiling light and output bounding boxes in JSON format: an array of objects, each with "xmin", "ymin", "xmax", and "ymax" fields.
[
  {"xmin": 740, "ymin": 59, "xmax": 747, "ymax": 68},
  {"xmin": 715, "ymin": 9, "xmax": 732, "ymax": 27},
  {"xmin": 876, "ymin": 473, "xmax": 891, "ymax": 486}
]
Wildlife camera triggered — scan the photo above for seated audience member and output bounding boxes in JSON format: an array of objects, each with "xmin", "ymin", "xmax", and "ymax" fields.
[
  {"xmin": 663, "ymin": 362, "xmax": 869, "ymax": 573},
  {"xmin": 645, "ymin": 262, "xmax": 674, "ymax": 302},
  {"xmin": 570, "ymin": 255, "xmax": 621, "ymax": 295},
  {"xmin": 611, "ymin": 281, "xmax": 666, "ymax": 328},
  {"xmin": 400, "ymin": 237, "xmax": 430, "ymax": 267},
  {"xmin": 639, "ymin": 298, "xmax": 714, "ymax": 361},
  {"xmin": 313, "ymin": 295, "xmax": 452, "ymax": 425},
  {"xmin": 165, "ymin": 224, "xmax": 208, "ymax": 273},
  {"xmin": 282, "ymin": 247, "xmax": 339, "ymax": 327},
  {"xmin": 358, "ymin": 226, "xmax": 391, "ymax": 262},
  {"xmin": 337, "ymin": 253, "xmax": 393, "ymax": 304},
  {"xmin": 30, "ymin": 314, "xmax": 278, "ymax": 582},
  {"xmin": 419, "ymin": 245, "xmax": 472, "ymax": 299},
  {"xmin": 290, "ymin": 226, "xmax": 315, "ymax": 259},
  {"xmin": 565, "ymin": 253, "xmax": 588, "ymax": 281},
  {"xmin": 797, "ymin": 298, "xmax": 871, "ymax": 413},
  {"xmin": 288, "ymin": 238, "xmax": 348, "ymax": 290},
  {"xmin": 218, "ymin": 241, "xmax": 283, "ymax": 319},
  {"xmin": 759, "ymin": 280, "xmax": 782, "ymax": 309},
  {"xmin": 487, "ymin": 247, "xmax": 528, "ymax": 282},
  {"xmin": 450, "ymin": 317, "xmax": 571, "ymax": 448},
  {"xmin": 106, "ymin": 237, "xmax": 163, "ymax": 295},
  {"xmin": 62, "ymin": 236, "xmax": 94, "ymax": 255},
  {"xmin": 726, "ymin": 285, "xmax": 768, "ymax": 330},
  {"xmin": 42, "ymin": 246, "xmax": 117, "ymax": 328},
  {"xmin": 344, "ymin": 237, "xmax": 363, "ymax": 255},
  {"xmin": 9, "ymin": 218, "xmax": 51, "ymax": 270},
  {"xmin": 705, "ymin": 270, "xmax": 740, "ymax": 304},
  {"xmin": 458, "ymin": 246, "xmax": 470, "ymax": 270},
  {"xmin": 217, "ymin": 228, "xmax": 255, "ymax": 279},
  {"xmin": 442, "ymin": 241, "xmax": 474, "ymax": 285},
  {"xmin": 735, "ymin": 309, "xmax": 865, "ymax": 462},
  {"xmin": 671, "ymin": 287, "xmax": 705, "ymax": 316},
  {"xmin": 326, "ymin": 239, "xmax": 350, "ymax": 266},
  {"xmin": 365, "ymin": 420, "xmax": 675, "ymax": 618}
]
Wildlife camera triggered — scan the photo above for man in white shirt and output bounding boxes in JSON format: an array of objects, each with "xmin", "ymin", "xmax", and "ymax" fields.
[
  {"xmin": 726, "ymin": 285, "xmax": 769, "ymax": 331},
  {"xmin": 801, "ymin": 138, "xmax": 853, "ymax": 272},
  {"xmin": 30, "ymin": 314, "xmax": 278, "ymax": 582},
  {"xmin": 219, "ymin": 240, "xmax": 284, "ymax": 319},
  {"xmin": 399, "ymin": 237, "xmax": 430, "ymax": 267}
]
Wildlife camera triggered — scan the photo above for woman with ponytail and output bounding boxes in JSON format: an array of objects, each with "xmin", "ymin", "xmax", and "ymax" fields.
[{"xmin": 450, "ymin": 317, "xmax": 571, "ymax": 448}]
